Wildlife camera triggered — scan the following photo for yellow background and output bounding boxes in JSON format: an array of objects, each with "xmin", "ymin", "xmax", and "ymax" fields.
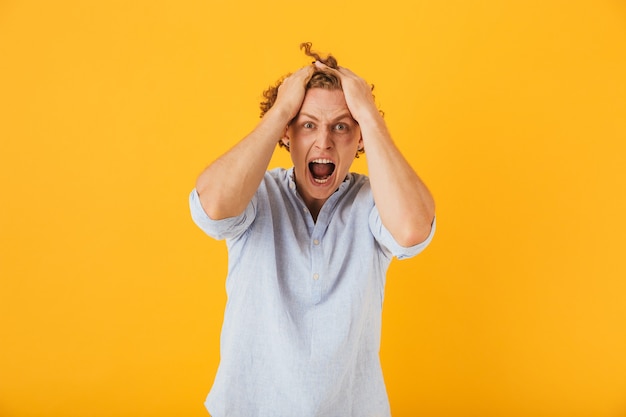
[{"xmin": 1, "ymin": 0, "xmax": 625, "ymax": 416}]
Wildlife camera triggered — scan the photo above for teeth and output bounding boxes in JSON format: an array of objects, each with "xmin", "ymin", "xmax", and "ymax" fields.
[{"xmin": 309, "ymin": 158, "xmax": 335, "ymax": 184}]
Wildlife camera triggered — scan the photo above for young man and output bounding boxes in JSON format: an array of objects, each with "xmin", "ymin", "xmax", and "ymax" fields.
[{"xmin": 190, "ymin": 46, "xmax": 436, "ymax": 417}]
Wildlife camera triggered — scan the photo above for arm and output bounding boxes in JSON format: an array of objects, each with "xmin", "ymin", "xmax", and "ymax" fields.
[
  {"xmin": 196, "ymin": 65, "xmax": 314, "ymax": 220},
  {"xmin": 314, "ymin": 62, "xmax": 435, "ymax": 247}
]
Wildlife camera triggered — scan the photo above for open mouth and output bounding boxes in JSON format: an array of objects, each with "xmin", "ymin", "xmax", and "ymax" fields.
[{"xmin": 309, "ymin": 158, "xmax": 336, "ymax": 184}]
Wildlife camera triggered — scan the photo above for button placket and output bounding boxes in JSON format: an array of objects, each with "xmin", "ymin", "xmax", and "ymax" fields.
[{"xmin": 310, "ymin": 232, "xmax": 324, "ymax": 303}]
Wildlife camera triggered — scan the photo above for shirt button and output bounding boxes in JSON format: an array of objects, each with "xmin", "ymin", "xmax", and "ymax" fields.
[
  {"xmin": 313, "ymin": 239, "xmax": 319, "ymax": 245},
  {"xmin": 313, "ymin": 273, "xmax": 319, "ymax": 280}
]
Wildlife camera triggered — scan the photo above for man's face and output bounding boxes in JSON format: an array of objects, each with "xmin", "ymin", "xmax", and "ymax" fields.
[{"xmin": 285, "ymin": 88, "xmax": 363, "ymax": 211}]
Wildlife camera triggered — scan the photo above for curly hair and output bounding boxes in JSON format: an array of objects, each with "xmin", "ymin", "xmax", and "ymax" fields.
[
  {"xmin": 260, "ymin": 43, "xmax": 341, "ymax": 118},
  {"xmin": 261, "ymin": 43, "xmax": 377, "ymax": 157}
]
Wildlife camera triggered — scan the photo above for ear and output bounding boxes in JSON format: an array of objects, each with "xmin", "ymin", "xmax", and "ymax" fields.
[
  {"xmin": 282, "ymin": 125, "xmax": 291, "ymax": 145},
  {"xmin": 357, "ymin": 136, "xmax": 364, "ymax": 151}
]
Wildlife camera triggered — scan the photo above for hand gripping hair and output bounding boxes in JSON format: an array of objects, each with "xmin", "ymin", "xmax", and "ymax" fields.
[
  {"xmin": 260, "ymin": 43, "xmax": 379, "ymax": 157},
  {"xmin": 259, "ymin": 43, "xmax": 341, "ymax": 119}
]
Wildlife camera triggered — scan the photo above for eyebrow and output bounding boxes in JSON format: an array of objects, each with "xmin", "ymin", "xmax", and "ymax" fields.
[{"xmin": 297, "ymin": 112, "xmax": 355, "ymax": 123}]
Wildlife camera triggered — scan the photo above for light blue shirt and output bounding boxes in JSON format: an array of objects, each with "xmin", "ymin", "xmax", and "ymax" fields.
[{"xmin": 189, "ymin": 167, "xmax": 435, "ymax": 417}]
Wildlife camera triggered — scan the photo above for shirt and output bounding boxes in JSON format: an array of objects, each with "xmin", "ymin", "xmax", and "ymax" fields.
[{"xmin": 189, "ymin": 167, "xmax": 435, "ymax": 417}]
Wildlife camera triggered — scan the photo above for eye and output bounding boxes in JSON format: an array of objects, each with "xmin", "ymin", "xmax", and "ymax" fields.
[
  {"xmin": 303, "ymin": 122, "xmax": 315, "ymax": 129},
  {"xmin": 334, "ymin": 123, "xmax": 348, "ymax": 131}
]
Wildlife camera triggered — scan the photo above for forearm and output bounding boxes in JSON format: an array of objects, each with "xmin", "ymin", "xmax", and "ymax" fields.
[
  {"xmin": 361, "ymin": 115, "xmax": 435, "ymax": 246},
  {"xmin": 196, "ymin": 107, "xmax": 290, "ymax": 220},
  {"xmin": 307, "ymin": 60, "xmax": 435, "ymax": 245}
]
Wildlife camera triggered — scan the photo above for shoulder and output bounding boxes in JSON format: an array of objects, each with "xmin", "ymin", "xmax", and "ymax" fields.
[
  {"xmin": 345, "ymin": 172, "xmax": 372, "ymax": 200},
  {"xmin": 264, "ymin": 167, "xmax": 291, "ymax": 187},
  {"xmin": 255, "ymin": 167, "xmax": 298, "ymax": 211},
  {"xmin": 349, "ymin": 172, "xmax": 370, "ymax": 187},
  {"xmin": 267, "ymin": 167, "xmax": 289, "ymax": 178}
]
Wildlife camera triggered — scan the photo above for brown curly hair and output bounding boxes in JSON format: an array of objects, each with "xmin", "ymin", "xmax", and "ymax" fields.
[{"xmin": 260, "ymin": 43, "xmax": 378, "ymax": 157}]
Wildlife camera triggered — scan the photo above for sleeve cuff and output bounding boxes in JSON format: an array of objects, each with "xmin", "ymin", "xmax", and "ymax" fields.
[{"xmin": 189, "ymin": 188, "xmax": 256, "ymax": 240}]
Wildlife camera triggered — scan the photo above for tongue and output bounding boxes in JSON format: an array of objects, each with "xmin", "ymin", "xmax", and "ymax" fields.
[{"xmin": 311, "ymin": 163, "xmax": 334, "ymax": 179}]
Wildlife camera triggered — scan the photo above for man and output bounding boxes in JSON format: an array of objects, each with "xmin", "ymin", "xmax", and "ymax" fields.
[{"xmin": 190, "ymin": 44, "xmax": 436, "ymax": 417}]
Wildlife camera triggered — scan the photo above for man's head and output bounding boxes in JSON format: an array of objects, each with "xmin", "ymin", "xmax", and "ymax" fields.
[
  {"xmin": 281, "ymin": 87, "xmax": 363, "ymax": 214},
  {"xmin": 259, "ymin": 44, "xmax": 382, "ymax": 212},
  {"xmin": 259, "ymin": 43, "xmax": 366, "ymax": 158}
]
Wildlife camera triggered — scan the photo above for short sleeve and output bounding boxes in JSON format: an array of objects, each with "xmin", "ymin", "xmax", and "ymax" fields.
[
  {"xmin": 189, "ymin": 188, "xmax": 257, "ymax": 240},
  {"xmin": 368, "ymin": 206, "xmax": 436, "ymax": 260}
]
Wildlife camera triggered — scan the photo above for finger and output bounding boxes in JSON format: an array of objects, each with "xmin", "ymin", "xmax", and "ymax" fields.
[
  {"xmin": 281, "ymin": 66, "xmax": 312, "ymax": 88},
  {"xmin": 313, "ymin": 60, "xmax": 336, "ymax": 71},
  {"xmin": 313, "ymin": 60, "xmax": 356, "ymax": 80},
  {"xmin": 291, "ymin": 64, "xmax": 315, "ymax": 81}
]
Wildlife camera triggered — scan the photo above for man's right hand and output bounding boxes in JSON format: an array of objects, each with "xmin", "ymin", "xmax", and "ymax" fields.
[{"xmin": 272, "ymin": 64, "xmax": 315, "ymax": 124}]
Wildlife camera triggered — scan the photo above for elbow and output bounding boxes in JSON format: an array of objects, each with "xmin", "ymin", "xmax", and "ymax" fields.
[
  {"xmin": 396, "ymin": 222, "xmax": 433, "ymax": 247},
  {"xmin": 195, "ymin": 184, "xmax": 245, "ymax": 221},
  {"xmin": 394, "ymin": 209, "xmax": 435, "ymax": 247},
  {"xmin": 195, "ymin": 184, "xmax": 225, "ymax": 220},
  {"xmin": 197, "ymin": 193, "xmax": 232, "ymax": 221}
]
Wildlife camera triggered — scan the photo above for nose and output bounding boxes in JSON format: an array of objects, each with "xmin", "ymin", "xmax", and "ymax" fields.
[{"xmin": 315, "ymin": 129, "xmax": 333, "ymax": 150}]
